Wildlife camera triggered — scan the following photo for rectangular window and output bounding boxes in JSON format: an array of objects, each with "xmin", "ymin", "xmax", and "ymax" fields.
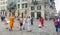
[
  {"xmin": 31, "ymin": 6, "xmax": 35, "ymax": 10},
  {"xmin": 18, "ymin": 10, "xmax": 20, "ymax": 16},
  {"xmin": 50, "ymin": 5, "xmax": 53, "ymax": 9},
  {"xmin": 3, "ymin": 2, "xmax": 5, "ymax": 4},
  {"xmin": 1, "ymin": 0, "xmax": 3, "ymax": 1},
  {"xmin": 22, "ymin": 3, "xmax": 27, "ymax": 8},
  {"xmin": 37, "ymin": 6, "xmax": 41, "ymax": 10},
  {"xmin": 0, "ymin": 2, "xmax": 1, "ymax": 5},
  {"xmin": 22, "ymin": 0, "xmax": 27, "ymax": 1},
  {"xmin": 18, "ymin": 0, "xmax": 20, "ymax": 2},
  {"xmin": 44, "ymin": 5, "xmax": 46, "ymax": 8},
  {"xmin": 6, "ymin": 1, "xmax": 7, "ymax": 4},
  {"xmin": 22, "ymin": 4, "xmax": 24, "ymax": 8},
  {"xmin": 50, "ymin": 0, "xmax": 53, "ymax": 2},
  {"xmin": 25, "ymin": 3, "xmax": 27, "ymax": 8},
  {"xmin": 18, "ymin": 4, "xmax": 20, "ymax": 8},
  {"xmin": 1, "ymin": 2, "xmax": 2, "ymax": 5},
  {"xmin": 32, "ymin": 0, "xmax": 36, "ymax": 2},
  {"xmin": 22, "ymin": 0, "xmax": 24, "ymax": 1},
  {"xmin": 1, "ymin": 6, "xmax": 5, "ymax": 10}
]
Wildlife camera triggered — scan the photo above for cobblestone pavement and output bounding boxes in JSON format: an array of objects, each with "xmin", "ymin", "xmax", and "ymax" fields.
[
  {"xmin": 57, "ymin": 28, "xmax": 60, "ymax": 35},
  {"xmin": 0, "ymin": 19, "xmax": 57, "ymax": 35}
]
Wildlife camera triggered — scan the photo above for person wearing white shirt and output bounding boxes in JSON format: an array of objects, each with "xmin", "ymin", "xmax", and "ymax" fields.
[
  {"xmin": 4, "ymin": 17, "xmax": 9, "ymax": 29},
  {"xmin": 26, "ymin": 16, "xmax": 32, "ymax": 32},
  {"xmin": 22, "ymin": 17, "xmax": 26, "ymax": 30}
]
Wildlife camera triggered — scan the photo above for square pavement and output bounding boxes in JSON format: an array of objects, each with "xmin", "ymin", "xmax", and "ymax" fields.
[{"xmin": 0, "ymin": 20, "xmax": 57, "ymax": 35}]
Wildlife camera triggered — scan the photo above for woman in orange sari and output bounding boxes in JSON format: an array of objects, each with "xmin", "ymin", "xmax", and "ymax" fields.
[{"xmin": 9, "ymin": 15, "xmax": 14, "ymax": 31}]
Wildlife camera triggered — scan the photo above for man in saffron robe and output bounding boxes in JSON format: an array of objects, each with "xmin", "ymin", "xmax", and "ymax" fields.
[{"xmin": 9, "ymin": 15, "xmax": 14, "ymax": 31}]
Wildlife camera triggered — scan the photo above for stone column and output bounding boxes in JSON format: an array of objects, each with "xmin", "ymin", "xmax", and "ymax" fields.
[
  {"xmin": 15, "ymin": 10, "xmax": 18, "ymax": 17},
  {"xmin": 41, "ymin": 5, "xmax": 45, "ymax": 19},
  {"xmin": 35, "ymin": 12, "xmax": 37, "ymax": 18}
]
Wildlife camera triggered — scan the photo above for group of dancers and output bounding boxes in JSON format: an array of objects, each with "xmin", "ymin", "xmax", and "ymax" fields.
[{"xmin": 4, "ymin": 15, "xmax": 44, "ymax": 32}]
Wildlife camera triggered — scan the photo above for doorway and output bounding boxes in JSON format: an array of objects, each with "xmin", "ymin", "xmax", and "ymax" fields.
[
  {"xmin": 37, "ymin": 12, "xmax": 41, "ymax": 19},
  {"xmin": 31, "ymin": 12, "xmax": 35, "ymax": 17}
]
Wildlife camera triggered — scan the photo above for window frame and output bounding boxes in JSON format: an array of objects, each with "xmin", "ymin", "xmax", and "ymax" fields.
[
  {"xmin": 37, "ymin": 5, "xmax": 41, "ymax": 10},
  {"xmin": 18, "ymin": 4, "xmax": 20, "ymax": 8},
  {"xmin": 31, "ymin": 6, "xmax": 35, "ymax": 10}
]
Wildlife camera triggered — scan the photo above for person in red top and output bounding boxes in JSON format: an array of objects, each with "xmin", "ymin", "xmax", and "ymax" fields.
[
  {"xmin": 39, "ymin": 16, "xmax": 44, "ymax": 28},
  {"xmin": 54, "ymin": 17, "xmax": 59, "ymax": 32}
]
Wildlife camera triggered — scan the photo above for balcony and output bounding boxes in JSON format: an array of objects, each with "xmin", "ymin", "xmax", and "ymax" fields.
[
  {"xmin": 32, "ymin": 0, "xmax": 38, "ymax": 5},
  {"xmin": 51, "ymin": 2, "xmax": 55, "ymax": 5},
  {"xmin": 50, "ymin": 0, "xmax": 54, "ymax": 2},
  {"xmin": 44, "ymin": 0, "xmax": 50, "ymax": 4}
]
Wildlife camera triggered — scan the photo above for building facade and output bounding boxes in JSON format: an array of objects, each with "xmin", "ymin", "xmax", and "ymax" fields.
[
  {"xmin": 0, "ymin": 0, "xmax": 8, "ymax": 16},
  {"xmin": 1, "ymin": 0, "xmax": 56, "ymax": 19},
  {"xmin": 7, "ymin": 0, "xmax": 16, "ymax": 17},
  {"xmin": 15, "ymin": 0, "xmax": 56, "ymax": 19}
]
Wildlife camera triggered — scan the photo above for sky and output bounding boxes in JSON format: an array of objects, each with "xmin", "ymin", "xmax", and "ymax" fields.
[{"xmin": 55, "ymin": 0, "xmax": 60, "ymax": 13}]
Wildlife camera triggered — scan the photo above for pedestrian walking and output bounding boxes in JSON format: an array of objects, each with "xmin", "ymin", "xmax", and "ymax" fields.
[
  {"xmin": 26, "ymin": 16, "xmax": 32, "ymax": 32},
  {"xmin": 58, "ymin": 18, "xmax": 60, "ymax": 28},
  {"xmin": 9, "ymin": 15, "xmax": 14, "ymax": 31},
  {"xmin": 54, "ymin": 17, "xmax": 59, "ymax": 32},
  {"xmin": 1, "ymin": 15, "xmax": 5, "ymax": 21},
  {"xmin": 31, "ymin": 17, "xmax": 33, "ymax": 25},
  {"xmin": 17, "ymin": 16, "xmax": 23, "ymax": 30},
  {"xmin": 19, "ymin": 17, "xmax": 23, "ymax": 30},
  {"xmin": 22, "ymin": 16, "xmax": 26, "ymax": 30},
  {"xmin": 17, "ymin": 17, "xmax": 20, "ymax": 28},
  {"xmin": 4, "ymin": 17, "xmax": 9, "ymax": 29},
  {"xmin": 39, "ymin": 16, "xmax": 44, "ymax": 28}
]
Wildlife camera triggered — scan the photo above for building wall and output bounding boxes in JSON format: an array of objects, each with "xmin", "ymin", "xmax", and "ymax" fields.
[
  {"xmin": 16, "ymin": 0, "xmax": 55, "ymax": 18},
  {"xmin": 15, "ymin": 0, "xmax": 56, "ymax": 19},
  {"xmin": 16, "ymin": 0, "xmax": 44, "ymax": 19},
  {"xmin": 0, "ymin": 0, "xmax": 8, "ymax": 16}
]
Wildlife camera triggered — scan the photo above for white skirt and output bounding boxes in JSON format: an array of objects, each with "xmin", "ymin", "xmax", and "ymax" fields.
[{"xmin": 27, "ymin": 23, "xmax": 31, "ymax": 31}]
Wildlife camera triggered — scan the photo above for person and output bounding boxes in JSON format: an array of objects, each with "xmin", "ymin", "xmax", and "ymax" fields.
[
  {"xmin": 39, "ymin": 16, "xmax": 44, "ymax": 28},
  {"xmin": 20, "ymin": 17, "xmax": 23, "ymax": 30},
  {"xmin": 1, "ymin": 15, "xmax": 5, "ymax": 21},
  {"xmin": 4, "ymin": 17, "xmax": 9, "ymax": 29},
  {"xmin": 9, "ymin": 15, "xmax": 14, "ymax": 31},
  {"xmin": 58, "ymin": 18, "xmax": 60, "ymax": 28},
  {"xmin": 0, "ymin": 14, "xmax": 1, "ymax": 18},
  {"xmin": 17, "ymin": 16, "xmax": 23, "ymax": 30},
  {"xmin": 17, "ymin": 17, "xmax": 20, "ymax": 28},
  {"xmin": 26, "ymin": 16, "xmax": 32, "ymax": 32},
  {"xmin": 31, "ymin": 17, "xmax": 33, "ymax": 25},
  {"xmin": 22, "ymin": 16, "xmax": 26, "ymax": 30},
  {"xmin": 54, "ymin": 17, "xmax": 59, "ymax": 32}
]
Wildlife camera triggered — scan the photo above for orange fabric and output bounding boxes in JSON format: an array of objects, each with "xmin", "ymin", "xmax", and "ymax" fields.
[{"xmin": 9, "ymin": 16, "xmax": 14, "ymax": 29}]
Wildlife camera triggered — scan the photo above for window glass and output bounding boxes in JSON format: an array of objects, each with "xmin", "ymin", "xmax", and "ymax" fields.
[
  {"xmin": 31, "ymin": 6, "xmax": 35, "ymax": 10},
  {"xmin": 25, "ymin": 3, "xmax": 27, "ymax": 8},
  {"xmin": 18, "ymin": 4, "xmax": 20, "ymax": 8},
  {"xmin": 37, "ymin": 6, "xmax": 41, "ymax": 10},
  {"xmin": 22, "ymin": 4, "xmax": 24, "ymax": 8}
]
